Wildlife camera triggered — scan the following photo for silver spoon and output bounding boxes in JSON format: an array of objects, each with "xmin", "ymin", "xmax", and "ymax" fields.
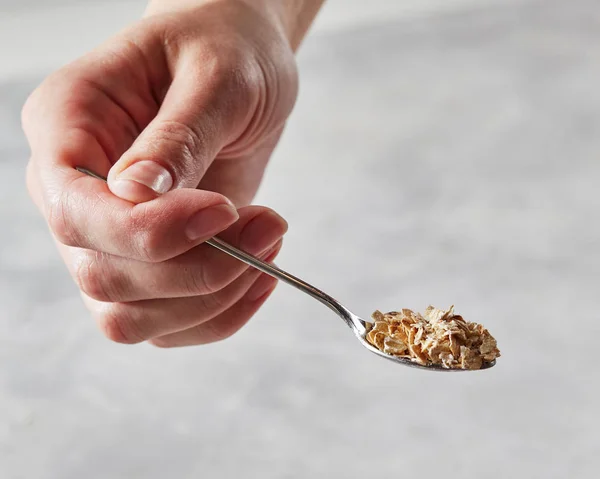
[{"xmin": 76, "ymin": 167, "xmax": 495, "ymax": 372}]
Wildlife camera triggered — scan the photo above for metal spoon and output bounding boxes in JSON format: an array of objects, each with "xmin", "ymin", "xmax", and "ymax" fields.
[{"xmin": 76, "ymin": 167, "xmax": 495, "ymax": 372}]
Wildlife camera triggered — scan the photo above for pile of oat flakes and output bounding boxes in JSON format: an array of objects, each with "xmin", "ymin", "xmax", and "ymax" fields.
[{"xmin": 365, "ymin": 306, "xmax": 500, "ymax": 370}]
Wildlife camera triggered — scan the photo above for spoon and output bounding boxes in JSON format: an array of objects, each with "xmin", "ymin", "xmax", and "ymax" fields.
[{"xmin": 76, "ymin": 167, "xmax": 495, "ymax": 371}]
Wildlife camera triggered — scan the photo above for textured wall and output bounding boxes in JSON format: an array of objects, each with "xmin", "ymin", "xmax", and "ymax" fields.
[{"xmin": 1, "ymin": 1, "xmax": 598, "ymax": 478}]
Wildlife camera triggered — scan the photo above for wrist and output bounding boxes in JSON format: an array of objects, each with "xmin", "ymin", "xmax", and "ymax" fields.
[{"xmin": 145, "ymin": 0, "xmax": 323, "ymax": 51}]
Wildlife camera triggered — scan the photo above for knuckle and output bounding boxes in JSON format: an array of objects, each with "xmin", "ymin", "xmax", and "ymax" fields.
[
  {"xmin": 183, "ymin": 266, "xmax": 221, "ymax": 296},
  {"xmin": 206, "ymin": 318, "xmax": 244, "ymax": 343},
  {"xmin": 212, "ymin": 54, "xmax": 257, "ymax": 109},
  {"xmin": 214, "ymin": 55, "xmax": 253, "ymax": 91},
  {"xmin": 195, "ymin": 42, "xmax": 257, "ymax": 110},
  {"xmin": 129, "ymin": 208, "xmax": 167, "ymax": 263},
  {"xmin": 132, "ymin": 228, "xmax": 164, "ymax": 263},
  {"xmin": 198, "ymin": 289, "xmax": 228, "ymax": 313},
  {"xmin": 152, "ymin": 119, "xmax": 204, "ymax": 172},
  {"xmin": 22, "ymin": 71, "xmax": 70, "ymax": 131},
  {"xmin": 73, "ymin": 251, "xmax": 118, "ymax": 302},
  {"xmin": 97, "ymin": 304, "xmax": 144, "ymax": 345},
  {"xmin": 21, "ymin": 89, "xmax": 40, "ymax": 129},
  {"xmin": 47, "ymin": 191, "xmax": 78, "ymax": 247}
]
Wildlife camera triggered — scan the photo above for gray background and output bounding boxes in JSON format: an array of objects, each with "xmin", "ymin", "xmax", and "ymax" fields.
[{"xmin": 1, "ymin": 0, "xmax": 598, "ymax": 478}]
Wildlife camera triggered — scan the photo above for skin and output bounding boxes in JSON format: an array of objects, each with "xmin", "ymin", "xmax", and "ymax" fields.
[{"xmin": 23, "ymin": 0, "xmax": 325, "ymax": 347}]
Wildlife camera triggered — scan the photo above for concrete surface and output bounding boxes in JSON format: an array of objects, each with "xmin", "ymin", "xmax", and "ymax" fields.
[
  {"xmin": 0, "ymin": 0, "xmax": 517, "ymax": 80},
  {"xmin": 1, "ymin": 0, "xmax": 598, "ymax": 478}
]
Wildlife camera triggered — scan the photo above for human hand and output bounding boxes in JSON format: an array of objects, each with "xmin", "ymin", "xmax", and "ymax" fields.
[{"xmin": 22, "ymin": 0, "xmax": 304, "ymax": 347}]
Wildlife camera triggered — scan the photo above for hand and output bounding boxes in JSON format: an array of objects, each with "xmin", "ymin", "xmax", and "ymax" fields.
[{"xmin": 23, "ymin": 0, "xmax": 301, "ymax": 347}]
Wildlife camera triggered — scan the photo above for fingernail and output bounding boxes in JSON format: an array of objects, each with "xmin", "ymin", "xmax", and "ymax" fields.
[
  {"xmin": 239, "ymin": 210, "xmax": 288, "ymax": 254},
  {"xmin": 114, "ymin": 161, "xmax": 173, "ymax": 196},
  {"xmin": 244, "ymin": 243, "xmax": 281, "ymax": 283},
  {"xmin": 186, "ymin": 203, "xmax": 239, "ymax": 241},
  {"xmin": 258, "ymin": 240, "xmax": 283, "ymax": 262},
  {"xmin": 246, "ymin": 274, "xmax": 278, "ymax": 302}
]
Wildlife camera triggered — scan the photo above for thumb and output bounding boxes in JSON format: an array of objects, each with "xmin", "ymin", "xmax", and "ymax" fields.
[{"xmin": 107, "ymin": 61, "xmax": 252, "ymax": 203}]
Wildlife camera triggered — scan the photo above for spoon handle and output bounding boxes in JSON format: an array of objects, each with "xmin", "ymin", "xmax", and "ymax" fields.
[
  {"xmin": 207, "ymin": 237, "xmax": 356, "ymax": 324},
  {"xmin": 75, "ymin": 167, "xmax": 359, "ymax": 329}
]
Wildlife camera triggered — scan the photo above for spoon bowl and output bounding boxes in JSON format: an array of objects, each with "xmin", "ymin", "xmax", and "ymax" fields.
[{"xmin": 325, "ymin": 305, "xmax": 495, "ymax": 372}]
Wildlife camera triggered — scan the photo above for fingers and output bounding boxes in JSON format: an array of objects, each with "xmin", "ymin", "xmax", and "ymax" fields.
[
  {"xmin": 149, "ymin": 274, "xmax": 279, "ymax": 348},
  {"xmin": 83, "ymin": 244, "xmax": 280, "ymax": 344},
  {"xmin": 60, "ymin": 206, "xmax": 287, "ymax": 302},
  {"xmin": 22, "ymin": 29, "xmax": 167, "ymax": 167},
  {"xmin": 23, "ymin": 41, "xmax": 241, "ymax": 263},
  {"xmin": 107, "ymin": 47, "xmax": 258, "ymax": 203}
]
